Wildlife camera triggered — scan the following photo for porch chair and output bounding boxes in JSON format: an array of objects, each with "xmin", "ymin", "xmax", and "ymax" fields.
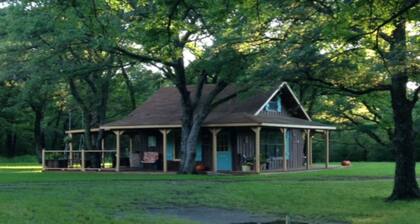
[{"xmin": 140, "ymin": 152, "xmax": 160, "ymax": 170}]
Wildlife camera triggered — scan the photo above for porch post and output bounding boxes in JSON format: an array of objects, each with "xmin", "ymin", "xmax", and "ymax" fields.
[
  {"xmin": 325, "ymin": 130, "xmax": 330, "ymax": 168},
  {"xmin": 306, "ymin": 129, "xmax": 310, "ymax": 170},
  {"xmin": 42, "ymin": 149, "xmax": 45, "ymax": 171},
  {"xmin": 283, "ymin": 128, "xmax": 287, "ymax": 171},
  {"xmin": 160, "ymin": 129, "xmax": 171, "ymax": 173},
  {"xmin": 210, "ymin": 128, "xmax": 221, "ymax": 173},
  {"xmin": 68, "ymin": 133, "xmax": 73, "ymax": 167},
  {"xmin": 252, "ymin": 127, "xmax": 261, "ymax": 173},
  {"xmin": 129, "ymin": 136, "xmax": 133, "ymax": 154},
  {"xmin": 114, "ymin": 131, "xmax": 124, "ymax": 172},
  {"xmin": 101, "ymin": 137, "xmax": 105, "ymax": 168},
  {"xmin": 81, "ymin": 149, "xmax": 85, "ymax": 172},
  {"xmin": 310, "ymin": 135, "xmax": 313, "ymax": 166}
]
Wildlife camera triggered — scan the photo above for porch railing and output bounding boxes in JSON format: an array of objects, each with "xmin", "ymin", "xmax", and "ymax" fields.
[{"xmin": 42, "ymin": 149, "xmax": 117, "ymax": 172}]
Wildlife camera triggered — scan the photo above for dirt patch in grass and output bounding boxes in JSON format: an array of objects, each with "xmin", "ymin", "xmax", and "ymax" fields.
[{"xmin": 145, "ymin": 206, "xmax": 348, "ymax": 224}]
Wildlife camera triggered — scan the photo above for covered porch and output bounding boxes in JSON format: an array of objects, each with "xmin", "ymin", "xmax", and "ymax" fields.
[{"xmin": 42, "ymin": 124, "xmax": 334, "ymax": 173}]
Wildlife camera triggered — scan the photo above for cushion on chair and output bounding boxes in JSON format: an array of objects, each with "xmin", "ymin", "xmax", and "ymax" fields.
[{"xmin": 141, "ymin": 152, "xmax": 159, "ymax": 164}]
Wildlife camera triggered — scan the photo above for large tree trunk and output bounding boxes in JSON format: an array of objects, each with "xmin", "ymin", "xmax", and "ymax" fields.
[
  {"xmin": 179, "ymin": 114, "xmax": 206, "ymax": 173},
  {"xmin": 120, "ymin": 61, "xmax": 137, "ymax": 110},
  {"xmin": 174, "ymin": 63, "xmax": 228, "ymax": 173},
  {"xmin": 68, "ymin": 78, "xmax": 94, "ymax": 150},
  {"xmin": 51, "ymin": 109, "xmax": 63, "ymax": 150},
  {"xmin": 389, "ymin": 76, "xmax": 419, "ymax": 200},
  {"xmin": 33, "ymin": 109, "xmax": 46, "ymax": 160},
  {"xmin": 388, "ymin": 15, "xmax": 420, "ymax": 200},
  {"xmin": 5, "ymin": 132, "xmax": 17, "ymax": 157},
  {"xmin": 95, "ymin": 76, "xmax": 110, "ymax": 151}
]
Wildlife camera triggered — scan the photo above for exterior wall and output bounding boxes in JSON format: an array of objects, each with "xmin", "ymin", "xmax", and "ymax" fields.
[
  {"xmin": 234, "ymin": 128, "xmax": 304, "ymax": 171},
  {"xmin": 287, "ymin": 129, "xmax": 305, "ymax": 170},
  {"xmin": 235, "ymin": 129, "xmax": 256, "ymax": 171},
  {"xmin": 120, "ymin": 127, "xmax": 306, "ymax": 172},
  {"xmin": 260, "ymin": 92, "xmax": 291, "ymax": 117}
]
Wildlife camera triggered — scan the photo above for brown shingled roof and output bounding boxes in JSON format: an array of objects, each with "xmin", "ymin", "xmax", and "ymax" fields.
[{"xmin": 102, "ymin": 84, "xmax": 335, "ymax": 130}]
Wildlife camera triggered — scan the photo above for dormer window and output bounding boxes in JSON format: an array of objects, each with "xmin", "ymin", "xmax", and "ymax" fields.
[{"xmin": 265, "ymin": 96, "xmax": 282, "ymax": 112}]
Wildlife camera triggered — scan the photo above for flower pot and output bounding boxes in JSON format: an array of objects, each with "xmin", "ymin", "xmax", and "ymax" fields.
[
  {"xmin": 341, "ymin": 160, "xmax": 351, "ymax": 166},
  {"xmin": 195, "ymin": 164, "xmax": 206, "ymax": 173},
  {"xmin": 241, "ymin": 165, "xmax": 252, "ymax": 172}
]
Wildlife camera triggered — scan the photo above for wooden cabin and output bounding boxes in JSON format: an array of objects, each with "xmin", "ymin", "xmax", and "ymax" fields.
[{"xmin": 43, "ymin": 82, "xmax": 335, "ymax": 173}]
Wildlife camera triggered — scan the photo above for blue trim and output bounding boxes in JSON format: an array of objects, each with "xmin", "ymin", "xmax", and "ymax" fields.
[
  {"xmin": 264, "ymin": 95, "xmax": 282, "ymax": 112},
  {"xmin": 277, "ymin": 96, "xmax": 282, "ymax": 112},
  {"xmin": 195, "ymin": 138, "xmax": 202, "ymax": 161},
  {"xmin": 167, "ymin": 132, "xmax": 174, "ymax": 160},
  {"xmin": 285, "ymin": 129, "xmax": 292, "ymax": 160},
  {"xmin": 166, "ymin": 132, "xmax": 202, "ymax": 161},
  {"xmin": 217, "ymin": 132, "xmax": 232, "ymax": 171}
]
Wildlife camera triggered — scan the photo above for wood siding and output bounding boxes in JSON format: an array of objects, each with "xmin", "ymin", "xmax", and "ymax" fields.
[{"xmin": 287, "ymin": 129, "xmax": 305, "ymax": 169}]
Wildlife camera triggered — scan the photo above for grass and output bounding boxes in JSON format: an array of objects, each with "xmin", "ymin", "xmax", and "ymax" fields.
[{"xmin": 0, "ymin": 162, "xmax": 419, "ymax": 223}]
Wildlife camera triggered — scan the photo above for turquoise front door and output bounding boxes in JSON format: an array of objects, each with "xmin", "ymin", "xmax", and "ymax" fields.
[{"xmin": 217, "ymin": 132, "xmax": 232, "ymax": 171}]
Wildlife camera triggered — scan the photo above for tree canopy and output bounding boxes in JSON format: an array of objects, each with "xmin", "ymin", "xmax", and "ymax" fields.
[{"xmin": 0, "ymin": 0, "xmax": 418, "ymax": 200}]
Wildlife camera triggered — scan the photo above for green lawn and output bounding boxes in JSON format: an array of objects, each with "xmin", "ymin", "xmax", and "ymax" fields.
[{"xmin": 0, "ymin": 162, "xmax": 419, "ymax": 224}]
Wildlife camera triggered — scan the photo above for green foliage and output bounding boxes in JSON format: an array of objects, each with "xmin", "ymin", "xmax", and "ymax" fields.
[{"xmin": 0, "ymin": 0, "xmax": 418, "ymax": 162}]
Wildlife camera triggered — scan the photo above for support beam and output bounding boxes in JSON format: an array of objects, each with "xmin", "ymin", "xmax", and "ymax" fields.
[
  {"xmin": 325, "ymin": 130, "xmax": 330, "ymax": 168},
  {"xmin": 42, "ymin": 149, "xmax": 45, "ymax": 171},
  {"xmin": 68, "ymin": 133, "xmax": 73, "ymax": 167},
  {"xmin": 129, "ymin": 136, "xmax": 133, "ymax": 154},
  {"xmin": 210, "ymin": 128, "xmax": 221, "ymax": 173},
  {"xmin": 306, "ymin": 129, "xmax": 311, "ymax": 170},
  {"xmin": 309, "ymin": 135, "xmax": 315, "ymax": 167},
  {"xmin": 101, "ymin": 137, "xmax": 105, "ymax": 168},
  {"xmin": 159, "ymin": 129, "xmax": 171, "ymax": 173},
  {"xmin": 252, "ymin": 127, "xmax": 261, "ymax": 173},
  {"xmin": 309, "ymin": 135, "xmax": 313, "ymax": 166},
  {"xmin": 81, "ymin": 149, "xmax": 85, "ymax": 172},
  {"xmin": 283, "ymin": 128, "xmax": 287, "ymax": 171},
  {"xmin": 113, "ymin": 131, "xmax": 124, "ymax": 172}
]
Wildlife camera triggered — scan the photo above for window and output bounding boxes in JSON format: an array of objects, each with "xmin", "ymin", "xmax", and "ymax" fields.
[
  {"xmin": 264, "ymin": 96, "xmax": 282, "ymax": 112},
  {"xmin": 217, "ymin": 132, "xmax": 230, "ymax": 151},
  {"xmin": 148, "ymin": 136, "xmax": 157, "ymax": 147},
  {"xmin": 261, "ymin": 131, "xmax": 283, "ymax": 158}
]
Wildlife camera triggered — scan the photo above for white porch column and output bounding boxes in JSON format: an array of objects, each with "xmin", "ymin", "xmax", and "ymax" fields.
[
  {"xmin": 210, "ymin": 128, "xmax": 221, "ymax": 173},
  {"xmin": 283, "ymin": 128, "xmax": 287, "ymax": 171},
  {"xmin": 325, "ymin": 130, "xmax": 330, "ymax": 168},
  {"xmin": 310, "ymin": 135, "xmax": 313, "ymax": 166},
  {"xmin": 114, "ymin": 131, "xmax": 124, "ymax": 172},
  {"xmin": 68, "ymin": 133, "xmax": 73, "ymax": 167},
  {"xmin": 129, "ymin": 136, "xmax": 133, "ymax": 154},
  {"xmin": 81, "ymin": 149, "xmax": 85, "ymax": 172},
  {"xmin": 101, "ymin": 137, "xmax": 105, "ymax": 168},
  {"xmin": 252, "ymin": 127, "xmax": 261, "ymax": 173},
  {"xmin": 306, "ymin": 129, "xmax": 311, "ymax": 170},
  {"xmin": 159, "ymin": 129, "xmax": 171, "ymax": 173},
  {"xmin": 42, "ymin": 149, "xmax": 45, "ymax": 171}
]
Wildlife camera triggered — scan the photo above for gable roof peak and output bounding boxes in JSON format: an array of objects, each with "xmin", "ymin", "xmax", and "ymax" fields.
[{"xmin": 254, "ymin": 82, "xmax": 312, "ymax": 121}]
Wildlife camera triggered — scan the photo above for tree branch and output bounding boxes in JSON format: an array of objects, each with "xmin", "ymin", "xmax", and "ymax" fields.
[
  {"xmin": 411, "ymin": 85, "xmax": 420, "ymax": 108},
  {"xmin": 115, "ymin": 46, "xmax": 176, "ymax": 67},
  {"xmin": 348, "ymin": 0, "xmax": 419, "ymax": 42},
  {"xmin": 342, "ymin": 112, "xmax": 387, "ymax": 146},
  {"xmin": 193, "ymin": 70, "xmax": 208, "ymax": 109},
  {"xmin": 303, "ymin": 75, "xmax": 391, "ymax": 96},
  {"xmin": 211, "ymin": 86, "xmax": 250, "ymax": 109}
]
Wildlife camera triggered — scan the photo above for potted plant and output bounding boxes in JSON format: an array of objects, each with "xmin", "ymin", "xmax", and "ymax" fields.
[
  {"xmin": 241, "ymin": 161, "xmax": 253, "ymax": 172},
  {"xmin": 240, "ymin": 155, "xmax": 254, "ymax": 172},
  {"xmin": 45, "ymin": 152, "xmax": 61, "ymax": 168},
  {"xmin": 260, "ymin": 152, "xmax": 268, "ymax": 170}
]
